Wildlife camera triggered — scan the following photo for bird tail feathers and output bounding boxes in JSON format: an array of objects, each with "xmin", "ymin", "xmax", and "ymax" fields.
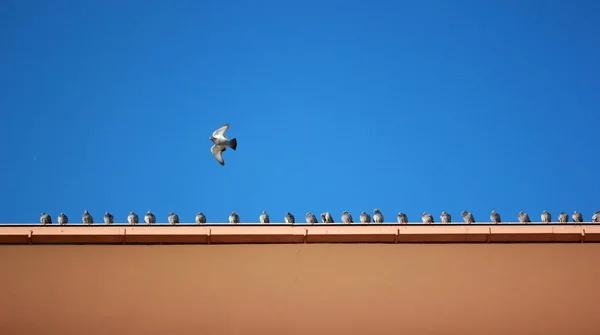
[{"xmin": 229, "ymin": 138, "xmax": 237, "ymax": 150}]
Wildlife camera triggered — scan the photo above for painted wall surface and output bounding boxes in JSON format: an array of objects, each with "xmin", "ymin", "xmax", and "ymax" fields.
[{"xmin": 0, "ymin": 244, "xmax": 599, "ymax": 335}]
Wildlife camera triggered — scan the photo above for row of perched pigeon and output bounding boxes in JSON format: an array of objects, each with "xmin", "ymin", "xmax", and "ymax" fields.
[{"xmin": 35, "ymin": 209, "xmax": 600, "ymax": 225}]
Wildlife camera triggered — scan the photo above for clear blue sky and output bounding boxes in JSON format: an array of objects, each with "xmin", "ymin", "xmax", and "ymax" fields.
[{"xmin": 1, "ymin": 0, "xmax": 599, "ymax": 224}]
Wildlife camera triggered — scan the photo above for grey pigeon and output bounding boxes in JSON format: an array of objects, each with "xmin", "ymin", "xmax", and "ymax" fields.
[
  {"xmin": 572, "ymin": 210, "xmax": 583, "ymax": 223},
  {"xmin": 461, "ymin": 211, "xmax": 475, "ymax": 224},
  {"xmin": 40, "ymin": 212, "xmax": 52, "ymax": 225},
  {"xmin": 229, "ymin": 211, "xmax": 240, "ymax": 224},
  {"xmin": 490, "ymin": 210, "xmax": 501, "ymax": 224},
  {"xmin": 305, "ymin": 212, "xmax": 318, "ymax": 224},
  {"xmin": 541, "ymin": 211, "xmax": 551, "ymax": 223},
  {"xmin": 320, "ymin": 212, "xmax": 334, "ymax": 223},
  {"xmin": 440, "ymin": 211, "xmax": 451, "ymax": 224},
  {"xmin": 82, "ymin": 210, "xmax": 93, "ymax": 225},
  {"xmin": 195, "ymin": 212, "xmax": 206, "ymax": 224},
  {"xmin": 397, "ymin": 212, "xmax": 408, "ymax": 224},
  {"xmin": 128, "ymin": 212, "xmax": 139, "ymax": 225},
  {"xmin": 104, "ymin": 212, "xmax": 114, "ymax": 225},
  {"xmin": 168, "ymin": 212, "xmax": 179, "ymax": 225},
  {"xmin": 284, "ymin": 212, "xmax": 295, "ymax": 224},
  {"xmin": 58, "ymin": 213, "xmax": 68, "ymax": 225},
  {"xmin": 592, "ymin": 211, "xmax": 600, "ymax": 223},
  {"xmin": 144, "ymin": 211, "xmax": 156, "ymax": 225},
  {"xmin": 341, "ymin": 211, "xmax": 353, "ymax": 224},
  {"xmin": 558, "ymin": 212, "xmax": 568, "ymax": 223},
  {"xmin": 209, "ymin": 124, "xmax": 238, "ymax": 166},
  {"xmin": 518, "ymin": 211, "xmax": 531, "ymax": 223},
  {"xmin": 359, "ymin": 211, "xmax": 371, "ymax": 223},
  {"xmin": 373, "ymin": 209, "xmax": 384, "ymax": 223},
  {"xmin": 259, "ymin": 211, "xmax": 270, "ymax": 224},
  {"xmin": 421, "ymin": 212, "xmax": 434, "ymax": 224}
]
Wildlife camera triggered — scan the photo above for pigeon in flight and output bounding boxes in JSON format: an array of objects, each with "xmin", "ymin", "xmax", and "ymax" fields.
[
  {"xmin": 421, "ymin": 212, "xmax": 434, "ymax": 224},
  {"xmin": 321, "ymin": 212, "xmax": 334, "ymax": 223},
  {"xmin": 168, "ymin": 212, "xmax": 179, "ymax": 225},
  {"xmin": 305, "ymin": 212, "xmax": 318, "ymax": 224},
  {"xmin": 229, "ymin": 211, "xmax": 240, "ymax": 224},
  {"xmin": 518, "ymin": 211, "xmax": 531, "ymax": 223},
  {"xmin": 397, "ymin": 212, "xmax": 408, "ymax": 224},
  {"xmin": 572, "ymin": 210, "xmax": 583, "ymax": 223},
  {"xmin": 128, "ymin": 212, "xmax": 139, "ymax": 225},
  {"xmin": 82, "ymin": 210, "xmax": 93, "ymax": 225},
  {"xmin": 359, "ymin": 212, "xmax": 371, "ymax": 224},
  {"xmin": 210, "ymin": 124, "xmax": 238, "ymax": 166},
  {"xmin": 592, "ymin": 211, "xmax": 600, "ymax": 223},
  {"xmin": 558, "ymin": 212, "xmax": 568, "ymax": 223},
  {"xmin": 541, "ymin": 211, "xmax": 551, "ymax": 223},
  {"xmin": 440, "ymin": 211, "xmax": 451, "ymax": 224},
  {"xmin": 260, "ymin": 211, "xmax": 270, "ymax": 224},
  {"xmin": 461, "ymin": 211, "xmax": 475, "ymax": 224},
  {"xmin": 490, "ymin": 210, "xmax": 501, "ymax": 224},
  {"xmin": 104, "ymin": 212, "xmax": 114, "ymax": 225},
  {"xmin": 144, "ymin": 211, "xmax": 156, "ymax": 225},
  {"xmin": 341, "ymin": 211, "xmax": 353, "ymax": 224},
  {"xmin": 40, "ymin": 213, "xmax": 52, "ymax": 225},
  {"xmin": 195, "ymin": 212, "xmax": 206, "ymax": 224},
  {"xmin": 373, "ymin": 209, "xmax": 384, "ymax": 223},
  {"xmin": 284, "ymin": 212, "xmax": 295, "ymax": 224},
  {"xmin": 58, "ymin": 213, "xmax": 68, "ymax": 225}
]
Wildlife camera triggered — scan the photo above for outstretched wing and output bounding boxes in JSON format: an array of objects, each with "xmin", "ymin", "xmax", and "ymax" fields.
[
  {"xmin": 212, "ymin": 124, "xmax": 230, "ymax": 139},
  {"xmin": 211, "ymin": 145, "xmax": 226, "ymax": 165}
]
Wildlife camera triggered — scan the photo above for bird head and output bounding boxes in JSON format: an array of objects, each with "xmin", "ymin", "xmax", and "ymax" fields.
[
  {"xmin": 519, "ymin": 211, "xmax": 525, "ymax": 215},
  {"xmin": 373, "ymin": 208, "xmax": 380, "ymax": 213},
  {"xmin": 461, "ymin": 211, "xmax": 468, "ymax": 217},
  {"xmin": 84, "ymin": 210, "xmax": 89, "ymax": 214}
]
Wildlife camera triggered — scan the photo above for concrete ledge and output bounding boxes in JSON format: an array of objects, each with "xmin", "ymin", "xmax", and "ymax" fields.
[{"xmin": 0, "ymin": 223, "xmax": 598, "ymax": 244}]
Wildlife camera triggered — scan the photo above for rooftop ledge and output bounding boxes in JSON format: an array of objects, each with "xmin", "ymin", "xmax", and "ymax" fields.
[{"xmin": 0, "ymin": 223, "xmax": 599, "ymax": 244}]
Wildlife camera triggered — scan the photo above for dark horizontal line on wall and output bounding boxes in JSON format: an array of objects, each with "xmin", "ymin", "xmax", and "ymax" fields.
[{"xmin": 0, "ymin": 224, "xmax": 598, "ymax": 244}]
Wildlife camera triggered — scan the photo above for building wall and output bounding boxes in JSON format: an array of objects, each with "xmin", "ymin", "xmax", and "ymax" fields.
[{"xmin": 0, "ymin": 243, "xmax": 599, "ymax": 335}]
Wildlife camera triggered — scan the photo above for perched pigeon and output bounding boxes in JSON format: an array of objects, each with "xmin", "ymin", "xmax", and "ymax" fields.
[
  {"xmin": 195, "ymin": 212, "xmax": 206, "ymax": 224},
  {"xmin": 229, "ymin": 211, "xmax": 240, "ymax": 224},
  {"xmin": 421, "ymin": 212, "xmax": 434, "ymax": 224},
  {"xmin": 209, "ymin": 124, "xmax": 238, "ymax": 166},
  {"xmin": 397, "ymin": 212, "xmax": 408, "ymax": 224},
  {"xmin": 572, "ymin": 210, "xmax": 583, "ymax": 223},
  {"xmin": 461, "ymin": 211, "xmax": 475, "ymax": 224},
  {"xmin": 144, "ymin": 211, "xmax": 156, "ymax": 225},
  {"xmin": 592, "ymin": 211, "xmax": 600, "ymax": 223},
  {"xmin": 490, "ymin": 210, "xmax": 501, "ymax": 224},
  {"xmin": 320, "ymin": 212, "xmax": 334, "ymax": 223},
  {"xmin": 518, "ymin": 211, "xmax": 531, "ymax": 223},
  {"xmin": 82, "ymin": 210, "xmax": 93, "ymax": 225},
  {"xmin": 128, "ymin": 212, "xmax": 139, "ymax": 225},
  {"xmin": 305, "ymin": 212, "xmax": 318, "ymax": 224},
  {"xmin": 104, "ymin": 212, "xmax": 114, "ymax": 225},
  {"xmin": 373, "ymin": 209, "xmax": 384, "ymax": 223},
  {"xmin": 341, "ymin": 211, "xmax": 353, "ymax": 224},
  {"xmin": 558, "ymin": 212, "xmax": 568, "ymax": 223},
  {"xmin": 359, "ymin": 212, "xmax": 371, "ymax": 224},
  {"xmin": 58, "ymin": 213, "xmax": 68, "ymax": 225},
  {"xmin": 440, "ymin": 211, "xmax": 451, "ymax": 224},
  {"xmin": 259, "ymin": 211, "xmax": 270, "ymax": 224},
  {"xmin": 40, "ymin": 213, "xmax": 52, "ymax": 225},
  {"xmin": 284, "ymin": 212, "xmax": 295, "ymax": 224},
  {"xmin": 541, "ymin": 211, "xmax": 551, "ymax": 223},
  {"xmin": 168, "ymin": 212, "xmax": 179, "ymax": 225}
]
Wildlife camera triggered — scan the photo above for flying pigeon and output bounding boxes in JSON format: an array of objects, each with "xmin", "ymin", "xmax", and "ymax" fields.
[
  {"xmin": 490, "ymin": 210, "xmax": 501, "ymax": 224},
  {"xmin": 58, "ymin": 213, "xmax": 68, "ymax": 225},
  {"xmin": 421, "ymin": 212, "xmax": 434, "ymax": 224},
  {"xmin": 284, "ymin": 212, "xmax": 295, "ymax": 224},
  {"xmin": 144, "ymin": 211, "xmax": 156, "ymax": 225},
  {"xmin": 321, "ymin": 212, "xmax": 334, "ymax": 223},
  {"xmin": 128, "ymin": 212, "xmax": 139, "ymax": 225},
  {"xmin": 104, "ymin": 212, "xmax": 114, "ymax": 225},
  {"xmin": 558, "ymin": 212, "xmax": 568, "ymax": 223},
  {"xmin": 518, "ymin": 211, "xmax": 531, "ymax": 223},
  {"xmin": 209, "ymin": 124, "xmax": 238, "ymax": 166},
  {"xmin": 195, "ymin": 212, "xmax": 206, "ymax": 224},
  {"xmin": 229, "ymin": 211, "xmax": 240, "ymax": 224},
  {"xmin": 572, "ymin": 210, "xmax": 583, "ymax": 223},
  {"xmin": 461, "ymin": 211, "xmax": 475, "ymax": 224},
  {"xmin": 541, "ymin": 211, "xmax": 551, "ymax": 223},
  {"xmin": 373, "ymin": 209, "xmax": 384, "ymax": 223},
  {"xmin": 82, "ymin": 210, "xmax": 93, "ymax": 225},
  {"xmin": 397, "ymin": 212, "xmax": 408, "ymax": 224},
  {"xmin": 440, "ymin": 211, "xmax": 451, "ymax": 224},
  {"xmin": 305, "ymin": 212, "xmax": 318, "ymax": 224},
  {"xmin": 359, "ymin": 212, "xmax": 371, "ymax": 223},
  {"xmin": 168, "ymin": 212, "xmax": 179, "ymax": 225},
  {"xmin": 260, "ymin": 211, "xmax": 270, "ymax": 224},
  {"xmin": 40, "ymin": 213, "xmax": 52, "ymax": 225},
  {"xmin": 592, "ymin": 211, "xmax": 600, "ymax": 223},
  {"xmin": 341, "ymin": 211, "xmax": 353, "ymax": 224}
]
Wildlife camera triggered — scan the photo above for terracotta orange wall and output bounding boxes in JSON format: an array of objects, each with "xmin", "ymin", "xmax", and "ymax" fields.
[{"xmin": 0, "ymin": 244, "xmax": 599, "ymax": 335}]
